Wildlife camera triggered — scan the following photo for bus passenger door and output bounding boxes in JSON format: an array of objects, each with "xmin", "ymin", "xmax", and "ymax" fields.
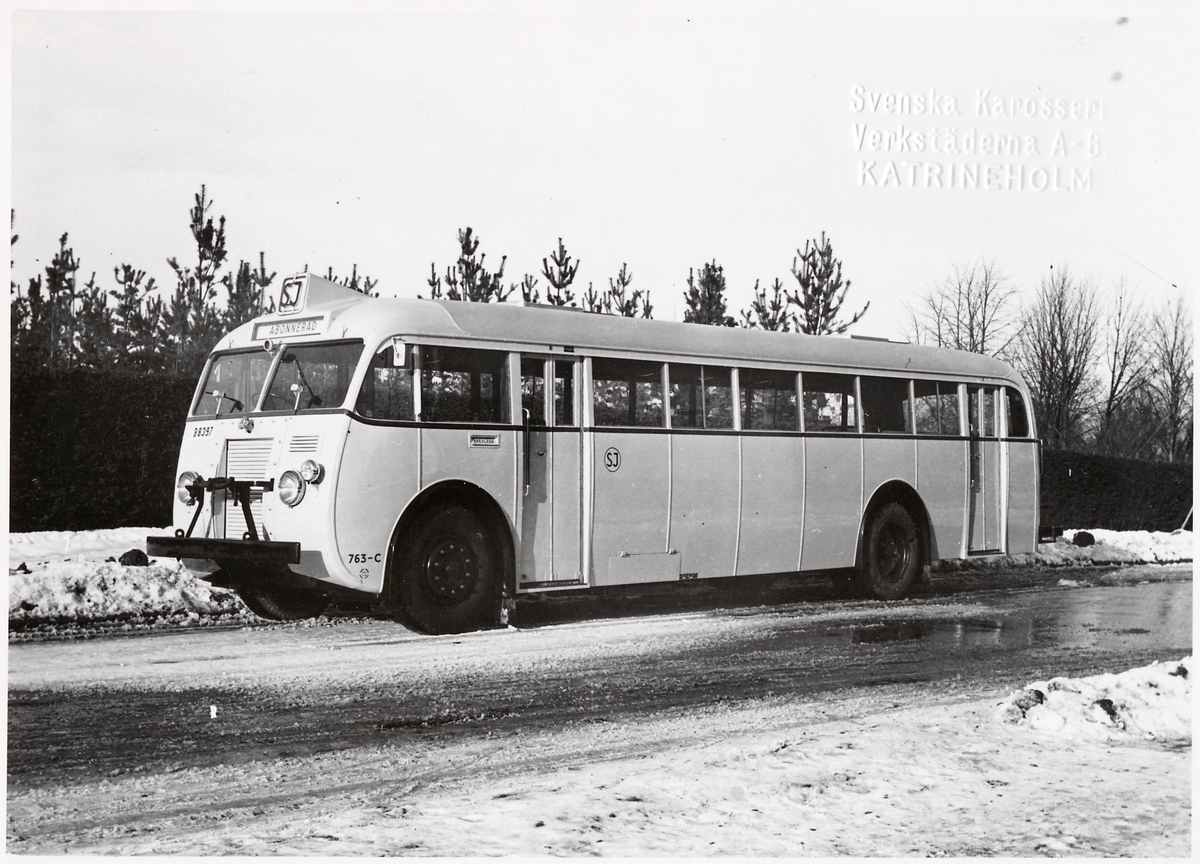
[
  {"xmin": 518, "ymin": 357, "xmax": 582, "ymax": 586},
  {"xmin": 968, "ymin": 385, "xmax": 1002, "ymax": 553}
]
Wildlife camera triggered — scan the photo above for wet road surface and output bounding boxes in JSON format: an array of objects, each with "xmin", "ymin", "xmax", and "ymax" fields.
[{"xmin": 9, "ymin": 563, "xmax": 1191, "ymax": 795}]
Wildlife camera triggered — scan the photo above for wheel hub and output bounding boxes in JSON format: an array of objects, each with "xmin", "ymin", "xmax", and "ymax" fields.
[{"xmin": 421, "ymin": 537, "xmax": 478, "ymax": 606}]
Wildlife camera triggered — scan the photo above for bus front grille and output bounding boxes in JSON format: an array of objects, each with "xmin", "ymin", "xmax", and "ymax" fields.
[{"xmin": 225, "ymin": 438, "xmax": 273, "ymax": 540}]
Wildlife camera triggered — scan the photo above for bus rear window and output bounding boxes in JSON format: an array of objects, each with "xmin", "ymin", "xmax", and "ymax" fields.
[
  {"xmin": 420, "ymin": 345, "xmax": 510, "ymax": 423},
  {"xmin": 803, "ymin": 372, "xmax": 857, "ymax": 433},
  {"xmin": 1006, "ymin": 387, "xmax": 1030, "ymax": 437},
  {"xmin": 592, "ymin": 357, "xmax": 664, "ymax": 427},
  {"xmin": 193, "ymin": 350, "xmax": 273, "ymax": 416},
  {"xmin": 263, "ymin": 341, "xmax": 364, "ymax": 412}
]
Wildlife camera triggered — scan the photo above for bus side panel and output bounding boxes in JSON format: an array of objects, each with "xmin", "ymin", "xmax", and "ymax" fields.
[
  {"xmin": 333, "ymin": 423, "xmax": 420, "ymax": 594},
  {"xmin": 1006, "ymin": 440, "xmax": 1038, "ymax": 554},
  {"xmin": 862, "ymin": 436, "xmax": 917, "ymax": 504},
  {"xmin": 669, "ymin": 434, "xmax": 739, "ymax": 579},
  {"xmin": 916, "ymin": 438, "xmax": 968, "ymax": 560},
  {"xmin": 737, "ymin": 436, "xmax": 804, "ymax": 575},
  {"xmin": 420, "ymin": 427, "xmax": 518, "ymax": 529},
  {"xmin": 590, "ymin": 431, "xmax": 670, "ymax": 584},
  {"xmin": 801, "ymin": 437, "xmax": 862, "ymax": 570}
]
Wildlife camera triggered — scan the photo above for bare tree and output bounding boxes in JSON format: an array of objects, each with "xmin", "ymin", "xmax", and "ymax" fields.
[
  {"xmin": 1091, "ymin": 278, "xmax": 1149, "ymax": 455},
  {"xmin": 903, "ymin": 258, "xmax": 1019, "ymax": 356},
  {"xmin": 1012, "ymin": 265, "xmax": 1100, "ymax": 450},
  {"xmin": 787, "ymin": 232, "xmax": 867, "ymax": 335},
  {"xmin": 1144, "ymin": 293, "xmax": 1193, "ymax": 463}
]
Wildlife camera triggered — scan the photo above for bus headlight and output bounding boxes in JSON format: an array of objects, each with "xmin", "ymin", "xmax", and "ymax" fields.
[
  {"xmin": 278, "ymin": 471, "xmax": 306, "ymax": 507},
  {"xmin": 177, "ymin": 471, "xmax": 200, "ymax": 505},
  {"xmin": 299, "ymin": 459, "xmax": 324, "ymax": 484}
]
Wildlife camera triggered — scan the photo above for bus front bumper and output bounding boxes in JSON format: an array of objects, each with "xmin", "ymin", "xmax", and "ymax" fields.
[{"xmin": 146, "ymin": 536, "xmax": 302, "ymax": 564}]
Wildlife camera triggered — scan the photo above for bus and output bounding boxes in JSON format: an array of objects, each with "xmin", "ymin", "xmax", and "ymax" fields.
[{"xmin": 148, "ymin": 272, "xmax": 1039, "ymax": 634}]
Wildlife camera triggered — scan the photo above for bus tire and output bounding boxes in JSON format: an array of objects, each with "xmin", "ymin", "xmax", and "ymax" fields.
[
  {"xmin": 238, "ymin": 571, "xmax": 329, "ymax": 621},
  {"xmin": 395, "ymin": 504, "xmax": 498, "ymax": 635},
  {"xmin": 861, "ymin": 502, "xmax": 922, "ymax": 601}
]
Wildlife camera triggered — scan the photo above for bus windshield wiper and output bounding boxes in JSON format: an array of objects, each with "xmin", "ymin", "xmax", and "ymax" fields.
[
  {"xmin": 211, "ymin": 390, "xmax": 244, "ymax": 417},
  {"xmin": 286, "ymin": 355, "xmax": 321, "ymax": 412}
]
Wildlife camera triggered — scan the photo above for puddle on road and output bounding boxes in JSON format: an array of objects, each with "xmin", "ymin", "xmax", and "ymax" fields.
[{"xmin": 821, "ymin": 582, "xmax": 1191, "ymax": 654}]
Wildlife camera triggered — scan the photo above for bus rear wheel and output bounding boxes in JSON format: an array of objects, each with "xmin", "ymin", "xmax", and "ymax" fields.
[
  {"xmin": 394, "ymin": 505, "xmax": 498, "ymax": 635},
  {"xmin": 861, "ymin": 502, "xmax": 922, "ymax": 601},
  {"xmin": 237, "ymin": 569, "xmax": 330, "ymax": 620}
]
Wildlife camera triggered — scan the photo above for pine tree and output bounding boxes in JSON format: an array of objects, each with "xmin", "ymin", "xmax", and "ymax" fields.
[
  {"xmin": 111, "ymin": 264, "xmax": 163, "ymax": 372},
  {"xmin": 426, "ymin": 228, "xmax": 511, "ymax": 302},
  {"xmin": 163, "ymin": 185, "xmax": 229, "ymax": 376},
  {"xmin": 540, "ymin": 237, "xmax": 579, "ymax": 307},
  {"xmin": 72, "ymin": 272, "xmax": 116, "ymax": 367},
  {"xmin": 322, "ymin": 263, "xmax": 376, "ymax": 296},
  {"xmin": 683, "ymin": 261, "xmax": 735, "ymax": 326},
  {"xmin": 517, "ymin": 273, "xmax": 539, "ymax": 303},
  {"xmin": 741, "ymin": 277, "xmax": 794, "ymax": 331},
  {"xmin": 44, "ymin": 233, "xmax": 81, "ymax": 368},
  {"xmin": 787, "ymin": 232, "xmax": 867, "ymax": 335},
  {"xmin": 603, "ymin": 263, "xmax": 652, "ymax": 318},
  {"xmin": 225, "ymin": 252, "xmax": 277, "ymax": 331}
]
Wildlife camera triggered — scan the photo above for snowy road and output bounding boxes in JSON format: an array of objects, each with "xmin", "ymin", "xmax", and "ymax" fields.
[{"xmin": 7, "ymin": 563, "xmax": 1192, "ymax": 855}]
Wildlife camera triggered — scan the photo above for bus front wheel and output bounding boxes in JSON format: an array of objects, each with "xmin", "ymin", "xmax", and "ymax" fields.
[
  {"xmin": 237, "ymin": 569, "xmax": 330, "ymax": 621},
  {"xmin": 395, "ymin": 505, "xmax": 498, "ymax": 635},
  {"xmin": 861, "ymin": 503, "xmax": 922, "ymax": 601}
]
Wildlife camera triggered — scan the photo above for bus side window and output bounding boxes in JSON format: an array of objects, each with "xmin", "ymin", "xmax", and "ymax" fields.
[
  {"xmin": 592, "ymin": 357, "xmax": 664, "ymax": 427},
  {"xmin": 669, "ymin": 364, "xmax": 733, "ymax": 429},
  {"xmin": 802, "ymin": 372, "xmax": 857, "ymax": 432},
  {"xmin": 1005, "ymin": 386, "xmax": 1029, "ymax": 437},
  {"xmin": 355, "ymin": 345, "xmax": 414, "ymax": 421},
  {"xmin": 913, "ymin": 380, "xmax": 959, "ymax": 435},
  {"xmin": 554, "ymin": 361, "xmax": 576, "ymax": 426},
  {"xmin": 521, "ymin": 358, "xmax": 547, "ymax": 426},
  {"xmin": 740, "ymin": 368, "xmax": 798, "ymax": 431},
  {"xmin": 420, "ymin": 345, "xmax": 511, "ymax": 424},
  {"xmin": 859, "ymin": 376, "xmax": 911, "ymax": 433}
]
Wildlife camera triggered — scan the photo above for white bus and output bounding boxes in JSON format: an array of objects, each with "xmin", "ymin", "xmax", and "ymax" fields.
[{"xmin": 149, "ymin": 273, "xmax": 1039, "ymax": 634}]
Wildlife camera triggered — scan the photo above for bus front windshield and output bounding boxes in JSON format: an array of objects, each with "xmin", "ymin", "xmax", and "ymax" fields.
[
  {"xmin": 193, "ymin": 350, "xmax": 274, "ymax": 416},
  {"xmin": 262, "ymin": 341, "xmax": 365, "ymax": 412}
]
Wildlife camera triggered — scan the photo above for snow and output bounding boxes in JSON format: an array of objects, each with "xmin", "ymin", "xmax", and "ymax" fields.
[
  {"xmin": 998, "ymin": 657, "xmax": 1192, "ymax": 745},
  {"xmin": 6, "ymin": 527, "xmax": 1193, "ymax": 628},
  {"xmin": 6, "ymin": 525, "xmax": 1192, "ymax": 855},
  {"xmin": 7, "ymin": 527, "xmax": 252, "ymax": 629}
]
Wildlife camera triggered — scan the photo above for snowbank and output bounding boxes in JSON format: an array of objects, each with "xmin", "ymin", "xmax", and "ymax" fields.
[
  {"xmin": 934, "ymin": 528, "xmax": 1193, "ymax": 571},
  {"xmin": 6, "ymin": 527, "xmax": 1193, "ymax": 630},
  {"xmin": 8, "ymin": 527, "xmax": 252, "ymax": 630},
  {"xmin": 998, "ymin": 657, "xmax": 1191, "ymax": 745}
]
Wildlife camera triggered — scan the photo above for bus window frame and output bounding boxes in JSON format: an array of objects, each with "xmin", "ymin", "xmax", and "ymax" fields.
[{"xmin": 189, "ymin": 347, "xmax": 280, "ymax": 419}]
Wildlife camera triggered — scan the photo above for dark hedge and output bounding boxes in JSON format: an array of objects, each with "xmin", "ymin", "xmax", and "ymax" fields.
[
  {"xmin": 9, "ymin": 371, "xmax": 1193, "ymax": 535},
  {"xmin": 1040, "ymin": 449, "xmax": 1192, "ymax": 532},
  {"xmin": 10, "ymin": 369, "xmax": 195, "ymax": 532}
]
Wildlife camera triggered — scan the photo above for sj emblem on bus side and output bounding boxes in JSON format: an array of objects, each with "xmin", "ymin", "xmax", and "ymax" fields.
[{"xmin": 604, "ymin": 447, "xmax": 621, "ymax": 472}]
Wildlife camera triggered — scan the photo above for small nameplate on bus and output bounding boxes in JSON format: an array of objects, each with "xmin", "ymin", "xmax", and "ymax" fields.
[
  {"xmin": 253, "ymin": 316, "xmax": 324, "ymax": 340},
  {"xmin": 469, "ymin": 434, "xmax": 501, "ymax": 448}
]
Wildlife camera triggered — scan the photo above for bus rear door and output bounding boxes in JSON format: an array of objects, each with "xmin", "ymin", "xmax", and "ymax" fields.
[{"xmin": 968, "ymin": 385, "xmax": 1003, "ymax": 553}]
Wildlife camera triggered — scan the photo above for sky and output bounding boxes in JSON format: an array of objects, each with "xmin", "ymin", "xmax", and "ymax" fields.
[{"xmin": 8, "ymin": 0, "xmax": 1198, "ymax": 340}]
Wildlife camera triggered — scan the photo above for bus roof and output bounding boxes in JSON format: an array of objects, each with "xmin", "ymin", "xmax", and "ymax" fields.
[{"xmin": 224, "ymin": 276, "xmax": 1024, "ymax": 386}]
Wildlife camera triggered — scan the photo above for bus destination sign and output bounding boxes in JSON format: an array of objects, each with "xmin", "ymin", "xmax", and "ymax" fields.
[{"xmin": 253, "ymin": 316, "xmax": 325, "ymax": 341}]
